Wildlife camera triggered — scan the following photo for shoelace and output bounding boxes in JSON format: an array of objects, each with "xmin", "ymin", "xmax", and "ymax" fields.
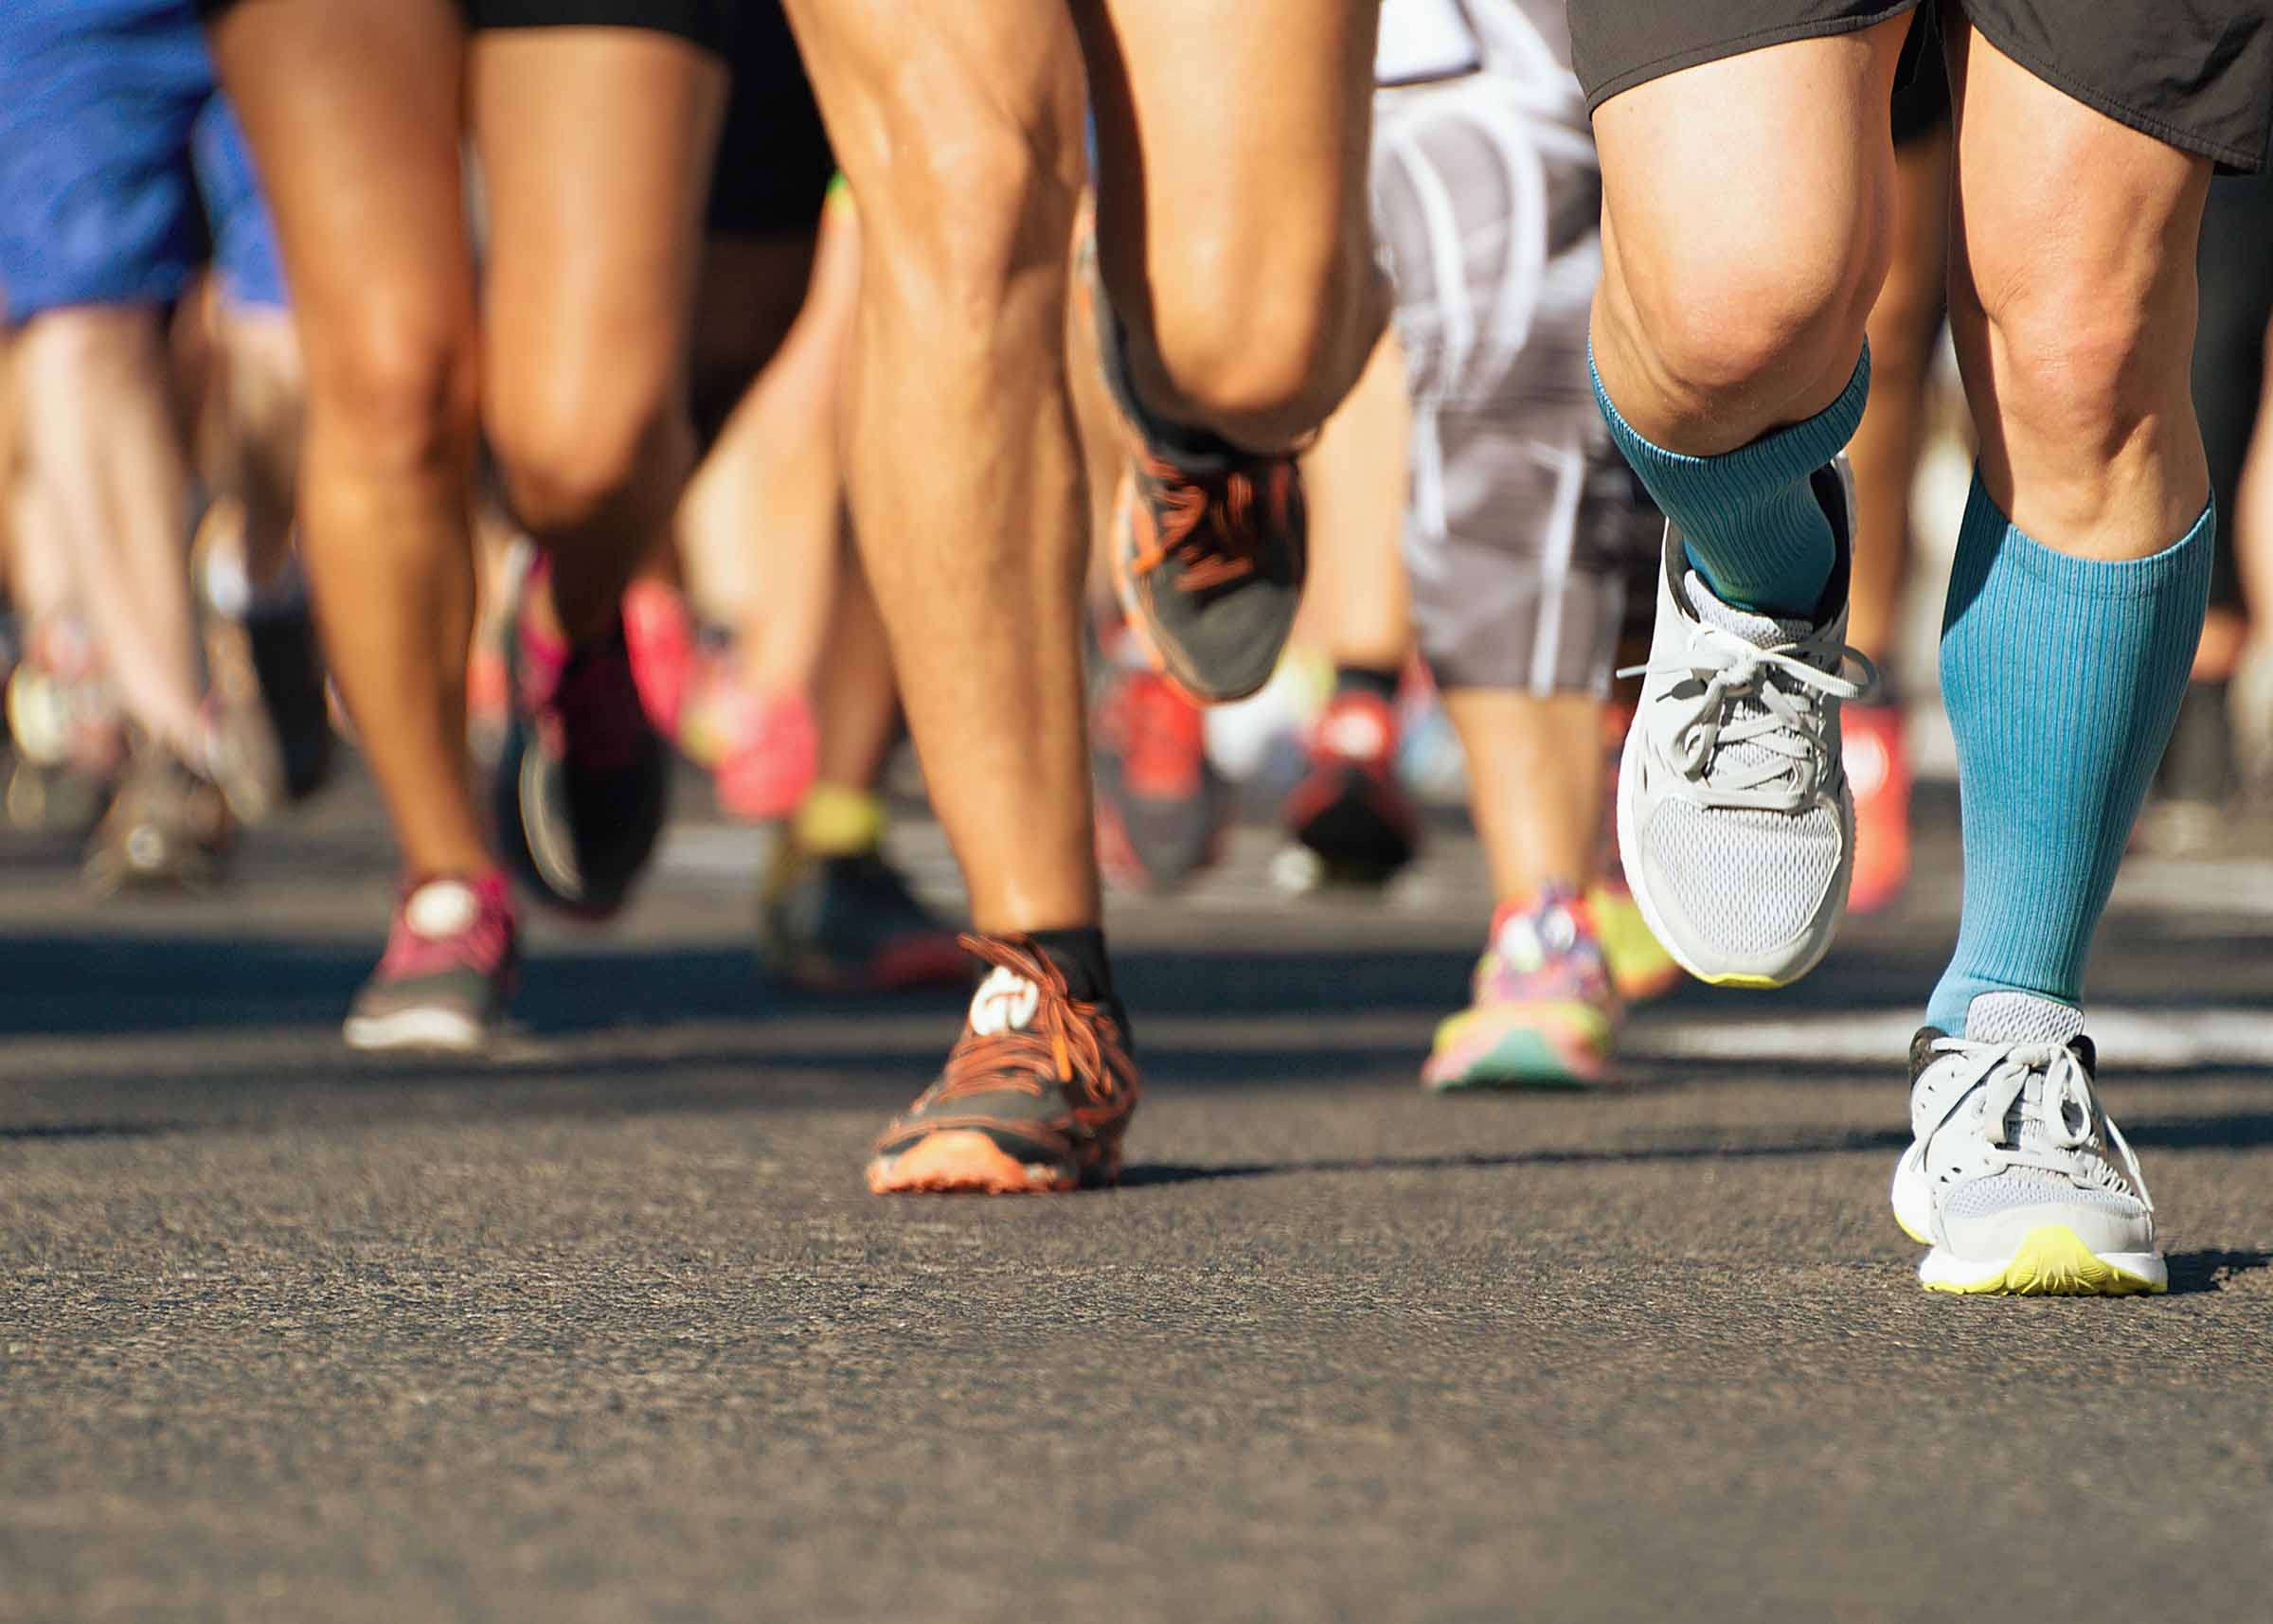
[
  {"xmin": 926, "ymin": 936, "xmax": 1131, "ymax": 1109},
  {"xmin": 1925, "ymin": 1035, "xmax": 2152, "ymax": 1207},
  {"xmin": 1620, "ymin": 628, "xmax": 1874, "ymax": 812},
  {"xmin": 379, "ymin": 887, "xmax": 512, "ymax": 980},
  {"xmin": 1127, "ymin": 451, "xmax": 1296, "ymax": 592}
]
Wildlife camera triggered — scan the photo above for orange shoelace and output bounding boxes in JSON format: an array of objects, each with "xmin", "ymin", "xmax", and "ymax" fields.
[
  {"xmin": 927, "ymin": 935, "xmax": 1134, "ymax": 1113},
  {"xmin": 1127, "ymin": 451, "xmax": 1298, "ymax": 593}
]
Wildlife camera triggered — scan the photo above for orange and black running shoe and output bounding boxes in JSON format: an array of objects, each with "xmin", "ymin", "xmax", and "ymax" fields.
[
  {"xmin": 1080, "ymin": 224, "xmax": 1307, "ymax": 704},
  {"xmin": 1109, "ymin": 446, "xmax": 1307, "ymax": 705},
  {"xmin": 866, "ymin": 934, "xmax": 1140, "ymax": 1195}
]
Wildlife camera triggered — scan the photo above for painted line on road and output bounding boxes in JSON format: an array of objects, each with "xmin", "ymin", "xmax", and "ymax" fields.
[{"xmin": 1627, "ymin": 1007, "xmax": 2273, "ymax": 1070}]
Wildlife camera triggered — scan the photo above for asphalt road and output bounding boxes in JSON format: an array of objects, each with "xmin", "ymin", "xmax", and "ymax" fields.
[{"xmin": 4, "ymin": 772, "xmax": 2271, "ymax": 1623}]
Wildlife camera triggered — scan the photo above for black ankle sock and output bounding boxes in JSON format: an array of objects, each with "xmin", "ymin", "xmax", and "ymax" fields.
[
  {"xmin": 1026, "ymin": 927, "xmax": 1113, "ymax": 1002},
  {"xmin": 1335, "ymin": 665, "xmax": 1402, "ymax": 705},
  {"xmin": 1022, "ymin": 926, "xmax": 1131, "ymax": 1042}
]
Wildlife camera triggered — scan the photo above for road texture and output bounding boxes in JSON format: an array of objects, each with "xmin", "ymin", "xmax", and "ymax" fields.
[{"xmin": 4, "ymin": 773, "xmax": 2271, "ymax": 1623}]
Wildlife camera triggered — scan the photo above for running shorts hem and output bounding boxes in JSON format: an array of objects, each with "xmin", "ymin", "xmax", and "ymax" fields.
[
  {"xmin": 1572, "ymin": 0, "xmax": 2272, "ymax": 174},
  {"xmin": 197, "ymin": 0, "xmax": 738, "ymax": 57}
]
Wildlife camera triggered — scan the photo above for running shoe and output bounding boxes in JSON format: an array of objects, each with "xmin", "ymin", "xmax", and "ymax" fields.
[
  {"xmin": 1092, "ymin": 666, "xmax": 1228, "ymax": 893},
  {"xmin": 193, "ymin": 505, "xmax": 333, "ymax": 817},
  {"xmin": 1587, "ymin": 878, "xmax": 1683, "ymax": 1004},
  {"xmin": 492, "ymin": 564, "xmax": 670, "ymax": 919},
  {"xmin": 760, "ymin": 841, "xmax": 968, "ymax": 994},
  {"xmin": 1890, "ymin": 991, "xmax": 2164, "ymax": 1295},
  {"xmin": 1423, "ymin": 889, "xmax": 1618, "ymax": 1090},
  {"xmin": 620, "ymin": 577, "xmax": 698, "ymax": 741},
  {"xmin": 344, "ymin": 872, "xmax": 518, "ymax": 1052},
  {"xmin": 708, "ymin": 687, "xmax": 818, "ymax": 824},
  {"xmin": 1081, "ymin": 234, "xmax": 1306, "ymax": 703},
  {"xmin": 867, "ymin": 934, "xmax": 1140, "ymax": 1194},
  {"xmin": 81, "ymin": 743, "xmax": 232, "ymax": 894},
  {"xmin": 1282, "ymin": 688, "xmax": 1422, "ymax": 884},
  {"xmin": 1843, "ymin": 697, "xmax": 1911, "ymax": 914},
  {"xmin": 1617, "ymin": 460, "xmax": 1872, "ymax": 988}
]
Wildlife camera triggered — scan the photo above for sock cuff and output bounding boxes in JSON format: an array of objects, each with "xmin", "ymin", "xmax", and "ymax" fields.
[
  {"xmin": 1952, "ymin": 474, "xmax": 2215, "ymax": 604},
  {"xmin": 1588, "ymin": 341, "xmax": 1871, "ymax": 491},
  {"xmin": 793, "ymin": 783, "xmax": 886, "ymax": 857}
]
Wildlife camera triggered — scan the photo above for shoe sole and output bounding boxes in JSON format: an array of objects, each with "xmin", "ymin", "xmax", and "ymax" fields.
[
  {"xmin": 866, "ymin": 1130, "xmax": 1083, "ymax": 1195},
  {"xmin": 1613, "ymin": 716, "xmax": 1846, "ymax": 990},
  {"xmin": 1423, "ymin": 1027, "xmax": 1610, "ymax": 1092},
  {"xmin": 1919, "ymin": 1225, "xmax": 2167, "ymax": 1295},
  {"xmin": 344, "ymin": 1008, "xmax": 488, "ymax": 1053}
]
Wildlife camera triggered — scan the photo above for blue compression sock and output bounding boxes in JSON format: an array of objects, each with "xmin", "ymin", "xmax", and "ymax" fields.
[
  {"xmin": 1591, "ymin": 344, "xmax": 1870, "ymax": 618},
  {"xmin": 1924, "ymin": 476, "xmax": 2213, "ymax": 1032}
]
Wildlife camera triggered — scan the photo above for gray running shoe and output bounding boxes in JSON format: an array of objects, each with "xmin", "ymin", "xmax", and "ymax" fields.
[
  {"xmin": 1615, "ymin": 459, "xmax": 1871, "ymax": 988},
  {"xmin": 81, "ymin": 744, "xmax": 232, "ymax": 894},
  {"xmin": 1890, "ymin": 992, "xmax": 2163, "ymax": 1295}
]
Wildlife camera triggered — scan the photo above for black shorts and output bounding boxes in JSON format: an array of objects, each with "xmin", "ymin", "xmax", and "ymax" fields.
[
  {"xmin": 197, "ymin": 0, "xmax": 740, "ymax": 58},
  {"xmin": 707, "ymin": 0, "xmax": 832, "ymax": 238},
  {"xmin": 1569, "ymin": 0, "xmax": 2273, "ymax": 173}
]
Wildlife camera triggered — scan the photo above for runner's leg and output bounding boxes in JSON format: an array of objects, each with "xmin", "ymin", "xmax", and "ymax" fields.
[
  {"xmin": 203, "ymin": 0, "xmax": 488, "ymax": 879},
  {"xmin": 1924, "ymin": 24, "xmax": 2214, "ymax": 1030},
  {"xmin": 780, "ymin": 0, "xmax": 1097, "ymax": 936},
  {"xmin": 1081, "ymin": 0, "xmax": 1387, "ymax": 453},
  {"xmin": 472, "ymin": 27, "xmax": 725, "ymax": 641}
]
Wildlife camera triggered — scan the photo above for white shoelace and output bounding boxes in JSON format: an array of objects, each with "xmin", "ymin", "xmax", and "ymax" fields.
[
  {"xmin": 1620, "ymin": 626, "xmax": 1874, "ymax": 812},
  {"xmin": 1924, "ymin": 1036, "xmax": 2152, "ymax": 1208}
]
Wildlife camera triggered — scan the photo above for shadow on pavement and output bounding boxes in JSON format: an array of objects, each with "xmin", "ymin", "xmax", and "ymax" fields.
[{"xmin": 2165, "ymin": 1249, "xmax": 2273, "ymax": 1294}]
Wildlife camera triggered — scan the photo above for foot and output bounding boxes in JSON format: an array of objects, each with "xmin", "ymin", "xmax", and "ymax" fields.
[
  {"xmin": 1843, "ymin": 697, "xmax": 1911, "ymax": 915},
  {"xmin": 760, "ymin": 841, "xmax": 968, "ymax": 994},
  {"xmin": 707, "ymin": 687, "xmax": 818, "ymax": 824},
  {"xmin": 81, "ymin": 743, "xmax": 232, "ymax": 893},
  {"xmin": 867, "ymin": 934, "xmax": 1140, "ymax": 1194},
  {"xmin": 493, "ymin": 565, "xmax": 670, "ymax": 919},
  {"xmin": 1423, "ymin": 889, "xmax": 1619, "ymax": 1090},
  {"xmin": 1617, "ymin": 460, "xmax": 1871, "ymax": 987},
  {"xmin": 1282, "ymin": 687, "xmax": 1421, "ymax": 884},
  {"xmin": 1890, "ymin": 992, "xmax": 2164, "ymax": 1295},
  {"xmin": 344, "ymin": 873, "xmax": 518, "ymax": 1052},
  {"xmin": 1092, "ymin": 666, "xmax": 1229, "ymax": 894}
]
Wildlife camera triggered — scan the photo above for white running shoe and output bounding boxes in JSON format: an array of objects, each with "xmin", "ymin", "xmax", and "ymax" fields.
[
  {"xmin": 1616, "ymin": 459, "xmax": 1873, "ymax": 988},
  {"xmin": 1890, "ymin": 992, "xmax": 2165, "ymax": 1295}
]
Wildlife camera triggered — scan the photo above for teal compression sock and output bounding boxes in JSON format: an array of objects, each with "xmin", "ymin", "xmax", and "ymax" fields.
[
  {"xmin": 1925, "ymin": 476, "xmax": 2213, "ymax": 1032},
  {"xmin": 1591, "ymin": 344, "xmax": 1870, "ymax": 618}
]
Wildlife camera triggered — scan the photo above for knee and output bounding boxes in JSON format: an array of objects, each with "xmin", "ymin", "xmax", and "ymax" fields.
[
  {"xmin": 306, "ymin": 304, "xmax": 476, "ymax": 481},
  {"xmin": 1621, "ymin": 254, "xmax": 1880, "ymax": 429},
  {"xmin": 14, "ymin": 306, "xmax": 165, "ymax": 391},
  {"xmin": 1968, "ymin": 271, "xmax": 2168, "ymax": 459},
  {"xmin": 1130, "ymin": 232, "xmax": 1384, "ymax": 441},
  {"xmin": 857, "ymin": 116, "xmax": 1080, "ymax": 345},
  {"xmin": 488, "ymin": 376, "xmax": 681, "ymax": 538}
]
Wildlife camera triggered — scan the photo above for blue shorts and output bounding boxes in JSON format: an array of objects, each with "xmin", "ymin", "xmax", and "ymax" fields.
[{"xmin": 0, "ymin": 0, "xmax": 288, "ymax": 322}]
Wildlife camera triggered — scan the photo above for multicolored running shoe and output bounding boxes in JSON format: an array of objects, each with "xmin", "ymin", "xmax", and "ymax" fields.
[
  {"xmin": 492, "ymin": 562, "xmax": 669, "ymax": 919},
  {"xmin": 867, "ymin": 934, "xmax": 1140, "ymax": 1194},
  {"xmin": 344, "ymin": 872, "xmax": 518, "ymax": 1052},
  {"xmin": 1423, "ymin": 888, "xmax": 1619, "ymax": 1090}
]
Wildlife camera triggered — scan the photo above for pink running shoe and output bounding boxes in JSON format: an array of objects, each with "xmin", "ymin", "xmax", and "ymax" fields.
[{"xmin": 344, "ymin": 872, "xmax": 518, "ymax": 1052}]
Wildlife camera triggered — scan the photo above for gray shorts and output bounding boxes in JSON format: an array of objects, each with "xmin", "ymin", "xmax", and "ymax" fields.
[{"xmin": 1375, "ymin": 9, "xmax": 1660, "ymax": 696}]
